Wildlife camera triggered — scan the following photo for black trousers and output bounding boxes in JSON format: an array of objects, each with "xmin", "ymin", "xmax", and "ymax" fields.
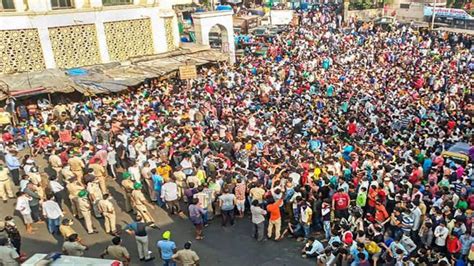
[
  {"xmin": 10, "ymin": 168, "xmax": 20, "ymax": 186},
  {"xmin": 221, "ymin": 209, "xmax": 235, "ymax": 226},
  {"xmin": 54, "ymin": 190, "xmax": 65, "ymax": 210},
  {"xmin": 30, "ymin": 204, "xmax": 41, "ymax": 222}
]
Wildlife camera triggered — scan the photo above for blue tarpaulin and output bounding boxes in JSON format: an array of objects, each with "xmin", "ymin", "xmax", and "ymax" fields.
[{"xmin": 66, "ymin": 68, "xmax": 88, "ymax": 76}]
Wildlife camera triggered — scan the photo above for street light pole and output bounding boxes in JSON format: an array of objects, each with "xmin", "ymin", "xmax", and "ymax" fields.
[{"xmin": 431, "ymin": 1, "xmax": 437, "ymax": 30}]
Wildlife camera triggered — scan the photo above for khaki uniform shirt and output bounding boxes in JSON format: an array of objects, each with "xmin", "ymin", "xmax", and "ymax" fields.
[
  {"xmin": 59, "ymin": 225, "xmax": 76, "ymax": 239},
  {"xmin": 78, "ymin": 197, "xmax": 91, "ymax": 212},
  {"xmin": 66, "ymin": 182, "xmax": 84, "ymax": 197},
  {"xmin": 49, "ymin": 154, "xmax": 63, "ymax": 168},
  {"xmin": 68, "ymin": 157, "xmax": 84, "ymax": 172},
  {"xmin": 104, "ymin": 245, "xmax": 129, "ymax": 261},
  {"xmin": 172, "ymin": 249, "xmax": 199, "ymax": 266},
  {"xmin": 131, "ymin": 190, "xmax": 146, "ymax": 206},
  {"xmin": 98, "ymin": 199, "xmax": 115, "ymax": 214},
  {"xmin": 89, "ymin": 163, "xmax": 106, "ymax": 177},
  {"xmin": 121, "ymin": 179, "xmax": 134, "ymax": 193},
  {"xmin": 0, "ymin": 168, "xmax": 10, "ymax": 182},
  {"xmin": 62, "ymin": 241, "xmax": 86, "ymax": 256}
]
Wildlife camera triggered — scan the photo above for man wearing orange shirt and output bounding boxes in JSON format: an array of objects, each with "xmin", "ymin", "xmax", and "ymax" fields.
[
  {"xmin": 266, "ymin": 198, "xmax": 283, "ymax": 241},
  {"xmin": 374, "ymin": 200, "xmax": 389, "ymax": 224}
]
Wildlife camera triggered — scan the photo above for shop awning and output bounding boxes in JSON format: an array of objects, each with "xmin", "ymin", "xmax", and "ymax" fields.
[
  {"xmin": 0, "ymin": 47, "xmax": 228, "ymax": 98},
  {"xmin": 0, "ymin": 69, "xmax": 79, "ymax": 100}
]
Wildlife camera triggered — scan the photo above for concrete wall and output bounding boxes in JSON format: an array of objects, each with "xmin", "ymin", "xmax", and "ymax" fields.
[
  {"xmin": 396, "ymin": 2, "xmax": 425, "ymax": 22},
  {"xmin": 171, "ymin": 0, "xmax": 194, "ymax": 5},
  {"xmin": 346, "ymin": 8, "xmax": 383, "ymax": 21},
  {"xmin": 0, "ymin": 5, "xmax": 180, "ymax": 73}
]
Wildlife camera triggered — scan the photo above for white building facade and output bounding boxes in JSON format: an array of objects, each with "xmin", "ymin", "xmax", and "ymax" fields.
[{"xmin": 0, "ymin": 0, "xmax": 186, "ymax": 74}]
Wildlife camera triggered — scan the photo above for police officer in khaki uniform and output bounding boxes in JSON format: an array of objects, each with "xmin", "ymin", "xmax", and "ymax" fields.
[
  {"xmin": 86, "ymin": 176, "xmax": 103, "ymax": 218},
  {"xmin": 48, "ymin": 150, "xmax": 63, "ymax": 179},
  {"xmin": 121, "ymin": 172, "xmax": 134, "ymax": 213},
  {"xmin": 0, "ymin": 165, "xmax": 13, "ymax": 203},
  {"xmin": 66, "ymin": 177, "xmax": 84, "ymax": 218},
  {"xmin": 89, "ymin": 159, "xmax": 107, "ymax": 194},
  {"xmin": 100, "ymin": 236, "xmax": 130, "ymax": 266},
  {"xmin": 97, "ymin": 194, "xmax": 117, "ymax": 235},
  {"xmin": 77, "ymin": 190, "xmax": 97, "ymax": 234},
  {"xmin": 61, "ymin": 165, "xmax": 75, "ymax": 183},
  {"xmin": 68, "ymin": 154, "xmax": 85, "ymax": 183},
  {"xmin": 131, "ymin": 182, "xmax": 156, "ymax": 225}
]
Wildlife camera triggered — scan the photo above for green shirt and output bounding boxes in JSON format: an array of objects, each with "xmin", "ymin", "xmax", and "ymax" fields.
[{"xmin": 356, "ymin": 192, "xmax": 367, "ymax": 207}]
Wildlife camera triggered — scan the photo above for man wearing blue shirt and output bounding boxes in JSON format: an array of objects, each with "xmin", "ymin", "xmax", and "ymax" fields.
[
  {"xmin": 4, "ymin": 150, "xmax": 20, "ymax": 186},
  {"xmin": 302, "ymin": 237, "xmax": 324, "ymax": 258},
  {"xmin": 350, "ymin": 242, "xmax": 370, "ymax": 266},
  {"xmin": 157, "ymin": 230, "xmax": 177, "ymax": 266}
]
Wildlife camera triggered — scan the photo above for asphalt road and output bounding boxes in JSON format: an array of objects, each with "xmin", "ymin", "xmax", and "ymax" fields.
[{"xmin": 1, "ymin": 153, "xmax": 312, "ymax": 266}]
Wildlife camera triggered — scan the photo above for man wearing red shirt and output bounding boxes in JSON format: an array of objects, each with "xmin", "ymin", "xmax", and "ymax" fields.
[
  {"xmin": 267, "ymin": 198, "xmax": 283, "ymax": 241},
  {"xmin": 446, "ymin": 234, "xmax": 461, "ymax": 256},
  {"xmin": 332, "ymin": 188, "xmax": 350, "ymax": 219}
]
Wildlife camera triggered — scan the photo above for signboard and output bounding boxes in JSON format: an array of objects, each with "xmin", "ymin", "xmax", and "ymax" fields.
[
  {"xmin": 423, "ymin": 6, "xmax": 473, "ymax": 19},
  {"xmin": 270, "ymin": 10, "xmax": 294, "ymax": 25},
  {"xmin": 179, "ymin": 65, "xmax": 197, "ymax": 80}
]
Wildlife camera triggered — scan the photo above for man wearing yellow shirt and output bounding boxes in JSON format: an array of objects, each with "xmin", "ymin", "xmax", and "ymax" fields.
[{"xmin": 157, "ymin": 162, "xmax": 172, "ymax": 182}]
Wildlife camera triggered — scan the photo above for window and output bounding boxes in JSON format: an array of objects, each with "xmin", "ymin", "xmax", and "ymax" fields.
[
  {"xmin": 103, "ymin": 0, "xmax": 132, "ymax": 6},
  {"xmin": 1, "ymin": 0, "xmax": 15, "ymax": 10},
  {"xmin": 51, "ymin": 0, "xmax": 74, "ymax": 9}
]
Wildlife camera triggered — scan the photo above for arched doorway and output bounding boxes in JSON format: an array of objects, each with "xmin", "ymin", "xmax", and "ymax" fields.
[
  {"xmin": 208, "ymin": 24, "xmax": 230, "ymax": 53},
  {"xmin": 192, "ymin": 11, "xmax": 235, "ymax": 63}
]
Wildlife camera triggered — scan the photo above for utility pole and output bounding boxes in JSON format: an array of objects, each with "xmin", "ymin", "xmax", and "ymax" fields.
[{"xmin": 431, "ymin": 2, "xmax": 437, "ymax": 30}]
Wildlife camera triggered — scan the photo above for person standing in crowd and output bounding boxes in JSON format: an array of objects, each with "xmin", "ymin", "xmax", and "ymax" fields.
[
  {"xmin": 3, "ymin": 216, "xmax": 21, "ymax": 255},
  {"xmin": 121, "ymin": 172, "xmax": 134, "ymax": 213},
  {"xmin": 100, "ymin": 236, "xmax": 131, "ymax": 266},
  {"xmin": 22, "ymin": 183, "xmax": 42, "ymax": 223},
  {"xmin": 161, "ymin": 178, "xmax": 182, "ymax": 215},
  {"xmin": 41, "ymin": 194, "xmax": 63, "ymax": 235},
  {"xmin": 15, "ymin": 192, "xmax": 33, "ymax": 234},
  {"xmin": 172, "ymin": 241, "xmax": 200, "ymax": 266},
  {"xmin": 66, "ymin": 177, "xmax": 84, "ymax": 218},
  {"xmin": 157, "ymin": 231, "xmax": 177, "ymax": 266},
  {"xmin": 0, "ymin": 237, "xmax": 20, "ymax": 266},
  {"xmin": 188, "ymin": 198, "xmax": 206, "ymax": 240},
  {"xmin": 4, "ymin": 149, "xmax": 20, "ymax": 186},
  {"xmin": 0, "ymin": 164, "xmax": 13, "ymax": 203},
  {"xmin": 68, "ymin": 153, "xmax": 85, "ymax": 184},
  {"xmin": 97, "ymin": 193, "xmax": 117, "ymax": 236},
  {"xmin": 77, "ymin": 190, "xmax": 97, "ymax": 234},
  {"xmin": 332, "ymin": 188, "xmax": 350, "ymax": 219},
  {"xmin": 131, "ymin": 182, "xmax": 156, "ymax": 226},
  {"xmin": 219, "ymin": 188, "xmax": 236, "ymax": 227},
  {"xmin": 267, "ymin": 198, "xmax": 283, "ymax": 241},
  {"xmin": 250, "ymin": 200, "xmax": 267, "ymax": 242},
  {"xmin": 125, "ymin": 216, "xmax": 155, "ymax": 262},
  {"xmin": 49, "ymin": 175, "xmax": 65, "ymax": 209}
]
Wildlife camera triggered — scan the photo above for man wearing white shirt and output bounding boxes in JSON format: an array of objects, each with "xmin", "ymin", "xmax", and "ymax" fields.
[
  {"xmin": 15, "ymin": 191, "xmax": 33, "ymax": 234},
  {"xmin": 42, "ymin": 194, "xmax": 63, "ymax": 235},
  {"xmin": 161, "ymin": 178, "xmax": 181, "ymax": 215},
  {"xmin": 49, "ymin": 176, "xmax": 65, "ymax": 209},
  {"xmin": 434, "ymin": 221, "xmax": 449, "ymax": 252}
]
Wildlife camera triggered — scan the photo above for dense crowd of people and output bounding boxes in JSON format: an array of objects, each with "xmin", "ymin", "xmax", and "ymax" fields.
[{"xmin": 0, "ymin": 4, "xmax": 473, "ymax": 266}]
